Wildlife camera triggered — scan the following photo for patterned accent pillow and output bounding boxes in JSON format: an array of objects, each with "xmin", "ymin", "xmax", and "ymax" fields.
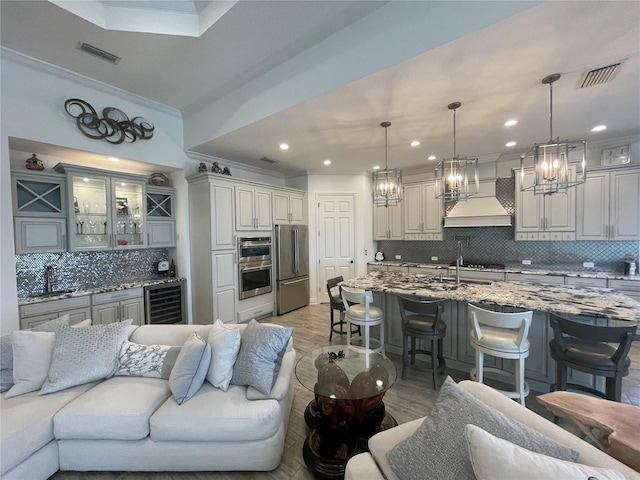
[
  {"xmin": 169, "ymin": 332, "xmax": 211, "ymax": 405},
  {"xmin": 387, "ymin": 377, "xmax": 578, "ymax": 480},
  {"xmin": 116, "ymin": 341, "xmax": 181, "ymax": 379},
  {"xmin": 40, "ymin": 319, "xmax": 132, "ymax": 395},
  {"xmin": 230, "ymin": 319, "xmax": 293, "ymax": 396}
]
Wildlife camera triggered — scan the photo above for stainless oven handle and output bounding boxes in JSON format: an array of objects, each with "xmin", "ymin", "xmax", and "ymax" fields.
[
  {"xmin": 282, "ymin": 278, "xmax": 307, "ymax": 286},
  {"xmin": 240, "ymin": 264, "xmax": 272, "ymax": 272}
]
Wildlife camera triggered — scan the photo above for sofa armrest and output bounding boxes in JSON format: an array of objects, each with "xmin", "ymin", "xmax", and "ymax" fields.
[
  {"xmin": 246, "ymin": 348, "xmax": 296, "ymax": 401},
  {"xmin": 345, "ymin": 453, "xmax": 385, "ymax": 480}
]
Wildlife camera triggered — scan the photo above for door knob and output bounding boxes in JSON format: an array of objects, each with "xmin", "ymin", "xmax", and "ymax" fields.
[{"xmin": 350, "ymin": 260, "xmax": 354, "ymax": 264}]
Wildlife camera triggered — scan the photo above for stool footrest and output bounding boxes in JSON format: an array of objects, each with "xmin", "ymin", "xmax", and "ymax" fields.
[{"xmin": 470, "ymin": 367, "xmax": 530, "ymax": 399}]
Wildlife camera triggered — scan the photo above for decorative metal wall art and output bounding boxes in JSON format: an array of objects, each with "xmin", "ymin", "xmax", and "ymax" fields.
[{"xmin": 64, "ymin": 99, "xmax": 154, "ymax": 144}]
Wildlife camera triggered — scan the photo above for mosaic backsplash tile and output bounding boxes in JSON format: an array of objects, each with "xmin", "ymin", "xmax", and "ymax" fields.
[{"xmin": 16, "ymin": 249, "xmax": 169, "ymax": 298}]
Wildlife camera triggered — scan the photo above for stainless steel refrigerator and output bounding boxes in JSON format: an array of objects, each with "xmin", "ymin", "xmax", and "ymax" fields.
[{"xmin": 275, "ymin": 224, "xmax": 309, "ymax": 315}]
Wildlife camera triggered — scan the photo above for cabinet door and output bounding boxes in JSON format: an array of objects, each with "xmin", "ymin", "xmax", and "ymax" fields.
[
  {"xmin": 235, "ymin": 187, "xmax": 256, "ymax": 230},
  {"xmin": 373, "ymin": 206, "xmax": 390, "ymax": 240},
  {"xmin": 212, "ymin": 250, "xmax": 236, "ymax": 291},
  {"xmin": 544, "ymin": 166, "xmax": 576, "ymax": 232},
  {"xmin": 146, "ymin": 188, "xmax": 174, "ymax": 219},
  {"xmin": 610, "ymin": 169, "xmax": 640, "ymax": 240},
  {"xmin": 403, "ymin": 184, "xmax": 423, "ymax": 234},
  {"xmin": 289, "ymin": 194, "xmax": 305, "ymax": 223},
  {"xmin": 255, "ymin": 189, "xmax": 272, "ymax": 229},
  {"xmin": 14, "ymin": 217, "xmax": 67, "ymax": 254},
  {"xmin": 69, "ymin": 174, "xmax": 111, "ymax": 251},
  {"xmin": 576, "ymin": 171, "xmax": 609, "ymax": 240},
  {"xmin": 121, "ymin": 298, "xmax": 144, "ymax": 325},
  {"xmin": 92, "ymin": 302, "xmax": 119, "ymax": 324},
  {"xmin": 515, "ymin": 171, "xmax": 542, "ymax": 233},
  {"xmin": 388, "ymin": 203, "xmax": 404, "ymax": 239},
  {"xmin": 214, "ymin": 288, "xmax": 237, "ymax": 324},
  {"xmin": 273, "ymin": 193, "xmax": 290, "ymax": 224},
  {"xmin": 147, "ymin": 221, "xmax": 176, "ymax": 247},
  {"xmin": 20, "ymin": 312, "xmax": 59, "ymax": 330},
  {"xmin": 13, "ymin": 173, "xmax": 65, "ymax": 216},
  {"xmin": 67, "ymin": 307, "xmax": 92, "ymax": 325},
  {"xmin": 210, "ymin": 183, "xmax": 235, "ymax": 249},
  {"xmin": 113, "ymin": 178, "xmax": 145, "ymax": 249},
  {"xmin": 422, "ymin": 183, "xmax": 443, "ymax": 234}
]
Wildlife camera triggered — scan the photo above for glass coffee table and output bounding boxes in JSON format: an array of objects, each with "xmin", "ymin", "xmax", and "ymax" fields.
[{"xmin": 295, "ymin": 346, "xmax": 397, "ymax": 479}]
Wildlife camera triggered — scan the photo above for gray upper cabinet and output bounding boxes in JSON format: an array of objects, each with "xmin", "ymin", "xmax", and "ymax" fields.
[{"xmin": 146, "ymin": 186, "xmax": 176, "ymax": 247}]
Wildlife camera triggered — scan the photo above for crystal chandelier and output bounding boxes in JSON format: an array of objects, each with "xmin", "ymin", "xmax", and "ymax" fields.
[
  {"xmin": 520, "ymin": 73, "xmax": 587, "ymax": 195},
  {"xmin": 372, "ymin": 121, "xmax": 404, "ymax": 207},
  {"xmin": 435, "ymin": 102, "xmax": 479, "ymax": 201}
]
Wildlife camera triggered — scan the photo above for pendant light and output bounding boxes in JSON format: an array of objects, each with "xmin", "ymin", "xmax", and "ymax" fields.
[
  {"xmin": 372, "ymin": 121, "xmax": 404, "ymax": 207},
  {"xmin": 520, "ymin": 73, "xmax": 587, "ymax": 195},
  {"xmin": 435, "ymin": 102, "xmax": 479, "ymax": 201}
]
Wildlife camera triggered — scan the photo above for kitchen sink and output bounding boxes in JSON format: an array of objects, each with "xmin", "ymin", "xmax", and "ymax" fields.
[{"xmin": 32, "ymin": 289, "xmax": 76, "ymax": 298}]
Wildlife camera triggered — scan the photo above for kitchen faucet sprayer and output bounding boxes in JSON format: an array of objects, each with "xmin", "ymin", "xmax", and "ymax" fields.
[{"xmin": 43, "ymin": 265, "xmax": 57, "ymax": 294}]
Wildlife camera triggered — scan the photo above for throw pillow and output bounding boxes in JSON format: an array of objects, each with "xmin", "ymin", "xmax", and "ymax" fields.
[
  {"xmin": 206, "ymin": 319, "xmax": 241, "ymax": 391},
  {"xmin": 230, "ymin": 319, "xmax": 293, "ymax": 396},
  {"xmin": 169, "ymin": 332, "xmax": 211, "ymax": 405},
  {"xmin": 1, "ymin": 315, "xmax": 72, "ymax": 393},
  {"xmin": 386, "ymin": 377, "xmax": 578, "ymax": 480},
  {"xmin": 116, "ymin": 340, "xmax": 181, "ymax": 379},
  {"xmin": 465, "ymin": 424, "xmax": 625, "ymax": 480},
  {"xmin": 5, "ymin": 331, "xmax": 55, "ymax": 398},
  {"xmin": 40, "ymin": 319, "xmax": 132, "ymax": 395}
]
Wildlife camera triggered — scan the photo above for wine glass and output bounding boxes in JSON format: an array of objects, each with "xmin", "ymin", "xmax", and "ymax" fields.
[{"xmin": 82, "ymin": 199, "xmax": 91, "ymax": 214}]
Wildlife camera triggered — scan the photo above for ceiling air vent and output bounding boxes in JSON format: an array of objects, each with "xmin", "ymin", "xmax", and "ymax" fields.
[
  {"xmin": 77, "ymin": 42, "xmax": 121, "ymax": 64},
  {"xmin": 578, "ymin": 63, "xmax": 621, "ymax": 89},
  {"xmin": 260, "ymin": 157, "xmax": 279, "ymax": 164}
]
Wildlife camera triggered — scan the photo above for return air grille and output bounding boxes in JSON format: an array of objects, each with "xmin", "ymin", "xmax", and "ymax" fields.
[
  {"xmin": 77, "ymin": 42, "xmax": 121, "ymax": 64},
  {"xmin": 578, "ymin": 63, "xmax": 621, "ymax": 89},
  {"xmin": 260, "ymin": 157, "xmax": 279, "ymax": 164}
]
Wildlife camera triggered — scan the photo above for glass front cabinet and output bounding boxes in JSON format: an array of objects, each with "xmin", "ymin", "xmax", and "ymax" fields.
[{"xmin": 55, "ymin": 164, "xmax": 146, "ymax": 251}]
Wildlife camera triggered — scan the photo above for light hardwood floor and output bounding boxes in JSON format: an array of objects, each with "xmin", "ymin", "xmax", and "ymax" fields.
[{"xmin": 51, "ymin": 303, "xmax": 640, "ymax": 480}]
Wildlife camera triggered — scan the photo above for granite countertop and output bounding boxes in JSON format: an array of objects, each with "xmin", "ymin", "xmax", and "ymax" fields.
[
  {"xmin": 18, "ymin": 277, "xmax": 185, "ymax": 306},
  {"xmin": 343, "ymin": 271, "xmax": 640, "ymax": 322},
  {"xmin": 368, "ymin": 261, "xmax": 640, "ymax": 282}
]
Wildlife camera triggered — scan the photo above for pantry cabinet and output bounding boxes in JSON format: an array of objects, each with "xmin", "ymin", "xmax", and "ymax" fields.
[
  {"xmin": 403, "ymin": 183, "xmax": 443, "ymax": 240},
  {"xmin": 576, "ymin": 166, "xmax": 640, "ymax": 241},
  {"xmin": 515, "ymin": 167, "xmax": 576, "ymax": 241}
]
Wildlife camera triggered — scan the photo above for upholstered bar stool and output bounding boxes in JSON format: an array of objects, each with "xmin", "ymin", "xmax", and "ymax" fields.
[
  {"xmin": 341, "ymin": 287, "xmax": 385, "ymax": 355},
  {"xmin": 549, "ymin": 313, "xmax": 637, "ymax": 402},
  {"xmin": 326, "ymin": 276, "xmax": 359, "ymax": 341},
  {"xmin": 469, "ymin": 304, "xmax": 533, "ymax": 405},
  {"xmin": 397, "ymin": 295, "xmax": 447, "ymax": 388}
]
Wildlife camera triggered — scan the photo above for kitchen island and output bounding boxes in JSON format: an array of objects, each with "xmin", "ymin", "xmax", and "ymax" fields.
[{"xmin": 341, "ymin": 271, "xmax": 640, "ymax": 392}]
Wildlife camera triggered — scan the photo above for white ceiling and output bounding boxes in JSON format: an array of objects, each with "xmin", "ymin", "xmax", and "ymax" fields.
[{"xmin": 1, "ymin": 1, "xmax": 639, "ymax": 176}]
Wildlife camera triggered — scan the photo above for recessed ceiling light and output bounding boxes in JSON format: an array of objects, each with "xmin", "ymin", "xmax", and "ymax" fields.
[
  {"xmin": 279, "ymin": 143, "xmax": 289, "ymax": 150},
  {"xmin": 427, "ymin": 155, "xmax": 437, "ymax": 161},
  {"xmin": 504, "ymin": 119, "xmax": 518, "ymax": 127},
  {"xmin": 108, "ymin": 157, "xmax": 119, "ymax": 162},
  {"xmin": 591, "ymin": 125, "xmax": 607, "ymax": 132},
  {"xmin": 373, "ymin": 165, "xmax": 380, "ymax": 170},
  {"xmin": 410, "ymin": 140, "xmax": 420, "ymax": 147},
  {"xmin": 506, "ymin": 141, "xmax": 517, "ymax": 147},
  {"xmin": 323, "ymin": 159, "xmax": 331, "ymax": 165}
]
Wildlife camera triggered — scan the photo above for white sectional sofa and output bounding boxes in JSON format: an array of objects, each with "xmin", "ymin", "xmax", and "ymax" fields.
[
  {"xmin": 1, "ymin": 323, "xmax": 295, "ymax": 479},
  {"xmin": 345, "ymin": 380, "xmax": 640, "ymax": 480}
]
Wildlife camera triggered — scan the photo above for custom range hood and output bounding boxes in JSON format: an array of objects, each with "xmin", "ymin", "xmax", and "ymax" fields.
[{"xmin": 444, "ymin": 179, "xmax": 511, "ymax": 227}]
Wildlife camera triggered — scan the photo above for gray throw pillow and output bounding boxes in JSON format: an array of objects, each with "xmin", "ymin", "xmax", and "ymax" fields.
[
  {"xmin": 230, "ymin": 319, "xmax": 293, "ymax": 396},
  {"xmin": 387, "ymin": 377, "xmax": 579, "ymax": 480},
  {"xmin": 0, "ymin": 316, "xmax": 71, "ymax": 393},
  {"xmin": 169, "ymin": 332, "xmax": 211, "ymax": 405},
  {"xmin": 116, "ymin": 341, "xmax": 181, "ymax": 379},
  {"xmin": 40, "ymin": 319, "xmax": 132, "ymax": 395}
]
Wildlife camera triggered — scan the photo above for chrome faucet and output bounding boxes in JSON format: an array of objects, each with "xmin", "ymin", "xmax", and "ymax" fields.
[
  {"xmin": 455, "ymin": 241, "xmax": 463, "ymax": 286},
  {"xmin": 44, "ymin": 265, "xmax": 57, "ymax": 294}
]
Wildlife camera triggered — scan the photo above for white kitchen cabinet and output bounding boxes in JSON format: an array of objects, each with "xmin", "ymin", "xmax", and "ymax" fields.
[
  {"xmin": 564, "ymin": 277, "xmax": 607, "ymax": 288},
  {"xmin": 515, "ymin": 168, "xmax": 576, "ymax": 241},
  {"xmin": 273, "ymin": 191, "xmax": 306, "ymax": 224},
  {"xmin": 608, "ymin": 279, "xmax": 640, "ymax": 301},
  {"xmin": 505, "ymin": 273, "xmax": 565, "ymax": 285},
  {"xmin": 576, "ymin": 166, "xmax": 640, "ymax": 241},
  {"xmin": 55, "ymin": 164, "xmax": 147, "ymax": 251},
  {"xmin": 235, "ymin": 186, "xmax": 271, "ymax": 230},
  {"xmin": 212, "ymin": 250, "xmax": 237, "ymax": 323},
  {"xmin": 373, "ymin": 203, "xmax": 403, "ymax": 240},
  {"xmin": 367, "ymin": 263, "xmax": 388, "ymax": 272},
  {"xmin": 403, "ymin": 183, "xmax": 443, "ymax": 240},
  {"xmin": 19, "ymin": 295, "xmax": 91, "ymax": 330},
  {"xmin": 91, "ymin": 288, "xmax": 144, "ymax": 325}
]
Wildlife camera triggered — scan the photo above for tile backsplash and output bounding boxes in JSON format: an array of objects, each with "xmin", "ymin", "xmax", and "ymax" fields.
[{"xmin": 16, "ymin": 249, "xmax": 169, "ymax": 298}]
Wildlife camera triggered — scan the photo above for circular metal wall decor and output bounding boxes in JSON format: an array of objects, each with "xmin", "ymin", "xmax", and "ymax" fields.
[{"xmin": 64, "ymin": 98, "xmax": 154, "ymax": 144}]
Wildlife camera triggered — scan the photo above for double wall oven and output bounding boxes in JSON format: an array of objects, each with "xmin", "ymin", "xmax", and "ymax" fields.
[{"xmin": 238, "ymin": 237, "xmax": 272, "ymax": 300}]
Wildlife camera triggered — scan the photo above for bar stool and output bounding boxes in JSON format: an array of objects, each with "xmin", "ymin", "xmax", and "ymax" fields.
[
  {"xmin": 397, "ymin": 295, "xmax": 447, "ymax": 388},
  {"xmin": 341, "ymin": 287, "xmax": 385, "ymax": 355},
  {"xmin": 549, "ymin": 313, "xmax": 637, "ymax": 402},
  {"xmin": 326, "ymin": 276, "xmax": 359, "ymax": 341},
  {"xmin": 469, "ymin": 304, "xmax": 533, "ymax": 405}
]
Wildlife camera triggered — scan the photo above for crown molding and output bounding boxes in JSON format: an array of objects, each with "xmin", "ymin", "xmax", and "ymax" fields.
[
  {"xmin": 185, "ymin": 151, "xmax": 285, "ymax": 181},
  {"xmin": 1, "ymin": 47, "xmax": 182, "ymax": 119}
]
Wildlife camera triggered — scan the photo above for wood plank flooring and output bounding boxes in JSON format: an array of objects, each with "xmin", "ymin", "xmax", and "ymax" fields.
[{"xmin": 50, "ymin": 304, "xmax": 640, "ymax": 480}]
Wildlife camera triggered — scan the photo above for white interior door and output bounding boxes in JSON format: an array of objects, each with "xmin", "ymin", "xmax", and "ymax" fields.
[{"xmin": 317, "ymin": 195, "xmax": 355, "ymax": 304}]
